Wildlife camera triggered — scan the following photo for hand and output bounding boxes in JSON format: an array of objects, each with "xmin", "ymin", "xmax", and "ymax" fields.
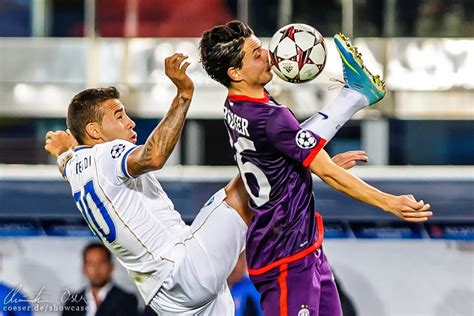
[
  {"xmin": 385, "ymin": 195, "xmax": 433, "ymax": 222},
  {"xmin": 44, "ymin": 129, "xmax": 78, "ymax": 158},
  {"xmin": 332, "ymin": 150, "xmax": 368, "ymax": 170},
  {"xmin": 164, "ymin": 53, "xmax": 194, "ymax": 99}
]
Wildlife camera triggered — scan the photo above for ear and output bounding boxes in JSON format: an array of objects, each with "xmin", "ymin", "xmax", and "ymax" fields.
[
  {"xmin": 85, "ymin": 122, "xmax": 102, "ymax": 141},
  {"xmin": 227, "ymin": 67, "xmax": 242, "ymax": 82}
]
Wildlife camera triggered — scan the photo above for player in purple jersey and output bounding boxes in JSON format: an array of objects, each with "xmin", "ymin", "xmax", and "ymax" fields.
[{"xmin": 200, "ymin": 21, "xmax": 433, "ymax": 316}]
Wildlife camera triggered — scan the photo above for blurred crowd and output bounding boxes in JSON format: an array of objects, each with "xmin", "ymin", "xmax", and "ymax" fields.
[{"xmin": 0, "ymin": 0, "xmax": 473, "ymax": 37}]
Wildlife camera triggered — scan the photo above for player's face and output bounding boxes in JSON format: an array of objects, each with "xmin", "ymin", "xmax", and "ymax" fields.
[
  {"xmin": 83, "ymin": 248, "xmax": 113, "ymax": 288},
  {"xmin": 239, "ymin": 35, "xmax": 273, "ymax": 86},
  {"xmin": 99, "ymin": 99, "xmax": 137, "ymax": 144}
]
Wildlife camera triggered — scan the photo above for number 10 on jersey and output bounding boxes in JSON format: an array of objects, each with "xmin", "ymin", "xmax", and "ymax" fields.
[{"xmin": 73, "ymin": 180, "xmax": 117, "ymax": 243}]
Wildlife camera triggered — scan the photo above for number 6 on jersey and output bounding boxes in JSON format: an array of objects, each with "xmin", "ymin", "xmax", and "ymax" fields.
[{"xmin": 233, "ymin": 137, "xmax": 271, "ymax": 206}]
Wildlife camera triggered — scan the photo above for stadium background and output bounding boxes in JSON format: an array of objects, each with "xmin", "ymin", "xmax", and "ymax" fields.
[{"xmin": 0, "ymin": 0, "xmax": 473, "ymax": 315}]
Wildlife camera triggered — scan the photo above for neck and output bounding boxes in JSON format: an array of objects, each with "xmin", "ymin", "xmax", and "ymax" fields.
[
  {"xmin": 82, "ymin": 139, "xmax": 103, "ymax": 147},
  {"xmin": 92, "ymin": 287, "xmax": 101, "ymax": 294},
  {"xmin": 228, "ymin": 84, "xmax": 265, "ymax": 99},
  {"xmin": 91, "ymin": 282, "xmax": 110, "ymax": 293}
]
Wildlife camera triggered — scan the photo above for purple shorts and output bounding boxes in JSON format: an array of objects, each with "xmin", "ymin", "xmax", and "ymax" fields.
[{"xmin": 249, "ymin": 248, "xmax": 342, "ymax": 316}]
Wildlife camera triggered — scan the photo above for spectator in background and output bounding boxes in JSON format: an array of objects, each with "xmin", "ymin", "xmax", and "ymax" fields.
[
  {"xmin": 62, "ymin": 242, "xmax": 138, "ymax": 316},
  {"xmin": 69, "ymin": 0, "xmax": 235, "ymax": 37},
  {"xmin": 228, "ymin": 252, "xmax": 263, "ymax": 316},
  {"xmin": 415, "ymin": 0, "xmax": 465, "ymax": 37}
]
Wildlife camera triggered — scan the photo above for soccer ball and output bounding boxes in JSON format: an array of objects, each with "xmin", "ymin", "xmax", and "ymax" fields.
[{"xmin": 268, "ymin": 23, "xmax": 327, "ymax": 83}]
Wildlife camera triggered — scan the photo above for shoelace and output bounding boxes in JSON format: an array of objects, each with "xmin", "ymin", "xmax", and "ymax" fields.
[
  {"xmin": 328, "ymin": 78, "xmax": 346, "ymax": 90},
  {"xmin": 337, "ymin": 33, "xmax": 386, "ymax": 90},
  {"xmin": 343, "ymin": 48, "xmax": 386, "ymax": 89},
  {"xmin": 346, "ymin": 42, "xmax": 386, "ymax": 88}
]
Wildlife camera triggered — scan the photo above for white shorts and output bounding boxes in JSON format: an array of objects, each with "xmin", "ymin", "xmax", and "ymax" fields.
[{"xmin": 150, "ymin": 189, "xmax": 248, "ymax": 315}]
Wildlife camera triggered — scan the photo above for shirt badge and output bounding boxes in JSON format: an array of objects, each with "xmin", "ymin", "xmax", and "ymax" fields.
[
  {"xmin": 298, "ymin": 305, "xmax": 310, "ymax": 316},
  {"xmin": 296, "ymin": 130, "xmax": 317, "ymax": 149},
  {"xmin": 111, "ymin": 144, "xmax": 126, "ymax": 159},
  {"xmin": 203, "ymin": 196, "xmax": 215, "ymax": 207}
]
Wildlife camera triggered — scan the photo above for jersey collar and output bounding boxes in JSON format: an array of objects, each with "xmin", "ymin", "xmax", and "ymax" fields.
[
  {"xmin": 228, "ymin": 91, "xmax": 270, "ymax": 103},
  {"xmin": 74, "ymin": 145, "xmax": 93, "ymax": 152}
]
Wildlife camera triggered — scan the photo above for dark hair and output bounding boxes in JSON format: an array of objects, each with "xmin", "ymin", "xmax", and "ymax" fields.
[
  {"xmin": 199, "ymin": 20, "xmax": 254, "ymax": 87},
  {"xmin": 82, "ymin": 242, "xmax": 113, "ymax": 264},
  {"xmin": 67, "ymin": 87, "xmax": 120, "ymax": 144}
]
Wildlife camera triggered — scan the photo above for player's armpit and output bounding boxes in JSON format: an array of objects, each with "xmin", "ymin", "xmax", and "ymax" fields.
[{"xmin": 125, "ymin": 145, "xmax": 156, "ymax": 177}]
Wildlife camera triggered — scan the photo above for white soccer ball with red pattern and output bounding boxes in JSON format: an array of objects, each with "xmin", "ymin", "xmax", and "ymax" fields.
[{"xmin": 268, "ymin": 23, "xmax": 327, "ymax": 83}]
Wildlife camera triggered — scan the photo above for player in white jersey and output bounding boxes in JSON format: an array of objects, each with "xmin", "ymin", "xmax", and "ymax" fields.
[
  {"xmin": 44, "ymin": 53, "xmax": 253, "ymax": 315},
  {"xmin": 63, "ymin": 140, "xmax": 248, "ymax": 314}
]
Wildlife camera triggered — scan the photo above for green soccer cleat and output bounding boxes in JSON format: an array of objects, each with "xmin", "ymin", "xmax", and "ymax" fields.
[{"xmin": 334, "ymin": 33, "xmax": 386, "ymax": 105}]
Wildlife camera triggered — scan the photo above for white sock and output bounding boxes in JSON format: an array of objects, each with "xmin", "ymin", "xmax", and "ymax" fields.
[{"xmin": 301, "ymin": 87, "xmax": 369, "ymax": 142}]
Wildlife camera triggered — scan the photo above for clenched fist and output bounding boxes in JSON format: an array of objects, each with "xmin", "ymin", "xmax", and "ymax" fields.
[{"xmin": 44, "ymin": 129, "xmax": 78, "ymax": 158}]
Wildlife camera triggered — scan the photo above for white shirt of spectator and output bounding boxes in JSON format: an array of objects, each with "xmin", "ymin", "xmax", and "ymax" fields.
[{"xmin": 85, "ymin": 282, "xmax": 113, "ymax": 316}]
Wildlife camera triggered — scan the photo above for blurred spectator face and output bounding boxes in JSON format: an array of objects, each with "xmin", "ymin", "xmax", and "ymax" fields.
[{"xmin": 83, "ymin": 247, "xmax": 114, "ymax": 288}]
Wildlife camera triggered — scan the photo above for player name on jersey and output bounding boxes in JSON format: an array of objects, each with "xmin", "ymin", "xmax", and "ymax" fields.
[
  {"xmin": 75, "ymin": 155, "xmax": 92, "ymax": 175},
  {"xmin": 224, "ymin": 107, "xmax": 250, "ymax": 137}
]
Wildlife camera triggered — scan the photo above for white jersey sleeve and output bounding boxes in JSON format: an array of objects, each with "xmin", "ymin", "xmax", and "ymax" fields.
[{"xmin": 95, "ymin": 139, "xmax": 140, "ymax": 185}]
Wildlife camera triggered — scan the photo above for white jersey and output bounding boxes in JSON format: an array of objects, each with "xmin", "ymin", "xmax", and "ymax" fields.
[{"xmin": 63, "ymin": 140, "xmax": 190, "ymax": 303}]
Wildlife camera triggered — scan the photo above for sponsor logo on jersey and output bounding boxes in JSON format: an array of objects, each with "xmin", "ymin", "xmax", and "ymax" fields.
[
  {"xmin": 203, "ymin": 196, "xmax": 215, "ymax": 207},
  {"xmin": 111, "ymin": 144, "xmax": 126, "ymax": 158},
  {"xmin": 298, "ymin": 305, "xmax": 310, "ymax": 316},
  {"xmin": 318, "ymin": 111, "xmax": 329, "ymax": 120},
  {"xmin": 296, "ymin": 130, "xmax": 317, "ymax": 149}
]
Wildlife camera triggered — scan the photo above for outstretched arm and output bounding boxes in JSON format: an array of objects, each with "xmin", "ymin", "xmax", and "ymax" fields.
[
  {"xmin": 126, "ymin": 53, "xmax": 194, "ymax": 177},
  {"xmin": 310, "ymin": 149, "xmax": 433, "ymax": 222},
  {"xmin": 225, "ymin": 150, "xmax": 370, "ymax": 224}
]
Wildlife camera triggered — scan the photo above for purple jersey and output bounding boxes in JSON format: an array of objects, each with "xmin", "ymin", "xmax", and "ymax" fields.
[{"xmin": 224, "ymin": 93, "xmax": 325, "ymax": 270}]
